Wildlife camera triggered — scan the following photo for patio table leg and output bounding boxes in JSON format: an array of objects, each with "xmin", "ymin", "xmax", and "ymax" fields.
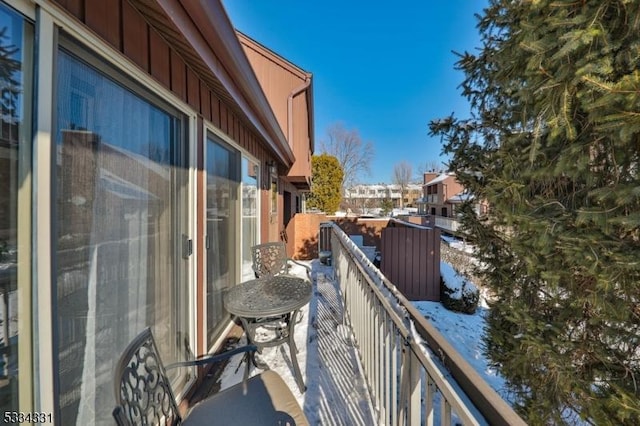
[
  {"xmin": 288, "ymin": 309, "xmax": 306, "ymax": 393},
  {"xmin": 238, "ymin": 318, "xmax": 265, "ymax": 370},
  {"xmin": 237, "ymin": 311, "xmax": 306, "ymax": 393}
]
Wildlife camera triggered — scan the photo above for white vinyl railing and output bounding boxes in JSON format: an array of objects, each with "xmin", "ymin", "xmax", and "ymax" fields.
[
  {"xmin": 434, "ymin": 216, "xmax": 460, "ymax": 233},
  {"xmin": 326, "ymin": 222, "xmax": 525, "ymax": 426}
]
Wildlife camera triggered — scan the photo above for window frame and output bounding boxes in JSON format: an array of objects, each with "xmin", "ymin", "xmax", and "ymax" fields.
[
  {"xmin": 31, "ymin": 3, "xmax": 199, "ymax": 417},
  {"xmin": 202, "ymin": 123, "xmax": 260, "ymax": 351}
]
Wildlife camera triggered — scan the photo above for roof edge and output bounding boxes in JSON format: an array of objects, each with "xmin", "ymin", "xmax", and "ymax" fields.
[
  {"xmin": 236, "ymin": 30, "xmax": 311, "ymax": 79},
  {"xmin": 157, "ymin": 0, "xmax": 295, "ymax": 166}
]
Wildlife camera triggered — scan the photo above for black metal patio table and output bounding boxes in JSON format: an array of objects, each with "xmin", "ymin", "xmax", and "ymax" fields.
[{"xmin": 223, "ymin": 275, "xmax": 311, "ymax": 393}]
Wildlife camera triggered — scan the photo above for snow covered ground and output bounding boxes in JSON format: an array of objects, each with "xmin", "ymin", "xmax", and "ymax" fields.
[
  {"xmin": 441, "ymin": 234, "xmax": 476, "ymax": 254},
  {"xmin": 415, "ymin": 259, "xmax": 513, "ymax": 403},
  {"xmin": 412, "ymin": 301, "xmax": 512, "ymax": 403}
]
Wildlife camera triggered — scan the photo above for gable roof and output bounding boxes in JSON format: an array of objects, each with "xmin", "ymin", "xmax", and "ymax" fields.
[{"xmin": 425, "ymin": 173, "xmax": 451, "ymax": 185}]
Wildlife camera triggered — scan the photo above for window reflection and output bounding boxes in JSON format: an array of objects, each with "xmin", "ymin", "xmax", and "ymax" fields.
[
  {"xmin": 0, "ymin": 4, "xmax": 32, "ymax": 414},
  {"xmin": 55, "ymin": 46, "xmax": 188, "ymax": 426},
  {"xmin": 241, "ymin": 158, "xmax": 258, "ymax": 281},
  {"xmin": 206, "ymin": 138, "xmax": 238, "ymax": 344}
]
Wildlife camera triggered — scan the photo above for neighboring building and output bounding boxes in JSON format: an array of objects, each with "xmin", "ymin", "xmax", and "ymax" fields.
[
  {"xmin": 0, "ymin": 0, "xmax": 312, "ymax": 423},
  {"xmin": 345, "ymin": 183, "xmax": 422, "ymax": 212},
  {"xmin": 417, "ymin": 173, "xmax": 465, "ymax": 217},
  {"xmin": 416, "ymin": 172, "xmax": 488, "ymax": 221}
]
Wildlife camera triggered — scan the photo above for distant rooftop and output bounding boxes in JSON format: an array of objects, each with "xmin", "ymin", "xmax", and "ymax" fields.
[{"xmin": 425, "ymin": 173, "xmax": 454, "ymax": 185}]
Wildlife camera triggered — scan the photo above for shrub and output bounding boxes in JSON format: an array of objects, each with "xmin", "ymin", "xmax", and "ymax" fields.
[{"xmin": 440, "ymin": 261, "xmax": 479, "ymax": 314}]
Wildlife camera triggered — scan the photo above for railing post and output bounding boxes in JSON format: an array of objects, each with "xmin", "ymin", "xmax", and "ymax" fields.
[
  {"xmin": 390, "ymin": 329, "xmax": 399, "ymax": 426},
  {"xmin": 441, "ymin": 398, "xmax": 452, "ymax": 426},
  {"xmin": 377, "ymin": 306, "xmax": 386, "ymax": 423},
  {"xmin": 408, "ymin": 350, "xmax": 421, "ymax": 426},
  {"xmin": 425, "ymin": 376, "xmax": 435, "ymax": 426},
  {"xmin": 399, "ymin": 340, "xmax": 414, "ymax": 425}
]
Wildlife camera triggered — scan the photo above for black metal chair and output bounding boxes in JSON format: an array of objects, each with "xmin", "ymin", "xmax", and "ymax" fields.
[
  {"xmin": 250, "ymin": 242, "xmax": 311, "ymax": 280},
  {"xmin": 113, "ymin": 327, "xmax": 308, "ymax": 425},
  {"xmin": 250, "ymin": 242, "xmax": 311, "ymax": 333}
]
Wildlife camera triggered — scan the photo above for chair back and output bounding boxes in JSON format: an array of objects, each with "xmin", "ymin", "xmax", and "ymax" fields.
[
  {"xmin": 113, "ymin": 327, "xmax": 181, "ymax": 426},
  {"xmin": 251, "ymin": 242, "xmax": 289, "ymax": 278}
]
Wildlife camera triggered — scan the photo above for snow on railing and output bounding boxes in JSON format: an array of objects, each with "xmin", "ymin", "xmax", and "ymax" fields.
[{"xmin": 325, "ymin": 222, "xmax": 525, "ymax": 426}]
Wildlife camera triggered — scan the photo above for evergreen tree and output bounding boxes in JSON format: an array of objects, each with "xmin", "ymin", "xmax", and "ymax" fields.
[
  {"xmin": 0, "ymin": 27, "xmax": 21, "ymax": 121},
  {"xmin": 380, "ymin": 198, "xmax": 394, "ymax": 217},
  {"xmin": 307, "ymin": 154, "xmax": 344, "ymax": 215},
  {"xmin": 430, "ymin": 1, "xmax": 640, "ymax": 424}
]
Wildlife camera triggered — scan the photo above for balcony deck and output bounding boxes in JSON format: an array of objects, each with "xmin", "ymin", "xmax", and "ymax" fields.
[
  {"xmin": 211, "ymin": 260, "xmax": 376, "ymax": 425},
  {"xmin": 194, "ymin": 222, "xmax": 525, "ymax": 425}
]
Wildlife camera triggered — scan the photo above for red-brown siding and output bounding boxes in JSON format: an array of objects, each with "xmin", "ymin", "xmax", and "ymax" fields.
[
  {"xmin": 85, "ymin": 0, "xmax": 121, "ymax": 49},
  {"xmin": 237, "ymin": 32, "xmax": 312, "ymax": 188},
  {"xmin": 149, "ymin": 29, "xmax": 171, "ymax": 87}
]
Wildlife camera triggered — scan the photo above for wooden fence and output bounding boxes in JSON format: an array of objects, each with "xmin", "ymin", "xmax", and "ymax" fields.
[{"xmin": 381, "ymin": 222, "xmax": 440, "ymax": 301}]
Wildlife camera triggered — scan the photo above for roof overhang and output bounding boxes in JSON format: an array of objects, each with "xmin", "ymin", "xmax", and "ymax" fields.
[
  {"xmin": 236, "ymin": 30, "xmax": 315, "ymax": 154},
  {"xmin": 131, "ymin": 0, "xmax": 296, "ymax": 166},
  {"xmin": 285, "ymin": 175, "xmax": 311, "ymax": 191}
]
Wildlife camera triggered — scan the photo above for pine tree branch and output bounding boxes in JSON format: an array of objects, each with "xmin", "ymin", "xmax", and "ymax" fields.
[{"xmin": 582, "ymin": 76, "xmax": 640, "ymax": 94}]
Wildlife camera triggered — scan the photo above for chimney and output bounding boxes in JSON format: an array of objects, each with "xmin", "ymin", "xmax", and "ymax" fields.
[{"xmin": 423, "ymin": 172, "xmax": 438, "ymax": 184}]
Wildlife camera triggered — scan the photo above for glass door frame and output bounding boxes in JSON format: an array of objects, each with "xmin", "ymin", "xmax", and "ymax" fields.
[
  {"xmin": 29, "ymin": 2, "xmax": 199, "ymax": 418},
  {"xmin": 0, "ymin": 0, "xmax": 35, "ymax": 414},
  {"xmin": 202, "ymin": 124, "xmax": 260, "ymax": 352}
]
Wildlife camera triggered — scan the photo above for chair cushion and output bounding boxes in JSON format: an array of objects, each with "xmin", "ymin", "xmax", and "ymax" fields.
[{"xmin": 183, "ymin": 370, "xmax": 309, "ymax": 426}]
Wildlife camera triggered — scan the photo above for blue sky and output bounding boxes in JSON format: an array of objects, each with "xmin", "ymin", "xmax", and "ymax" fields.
[{"xmin": 223, "ymin": 1, "xmax": 488, "ymax": 184}]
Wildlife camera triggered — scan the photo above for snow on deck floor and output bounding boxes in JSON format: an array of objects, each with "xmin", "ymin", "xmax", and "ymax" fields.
[{"xmin": 218, "ymin": 260, "xmax": 376, "ymax": 425}]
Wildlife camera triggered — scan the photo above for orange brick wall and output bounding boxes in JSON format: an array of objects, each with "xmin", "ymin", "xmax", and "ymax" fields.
[
  {"xmin": 287, "ymin": 213, "xmax": 389, "ymax": 260},
  {"xmin": 286, "ymin": 215, "xmax": 391, "ymax": 259},
  {"xmin": 331, "ymin": 218, "xmax": 389, "ymax": 249},
  {"xmin": 404, "ymin": 215, "xmax": 430, "ymax": 226},
  {"xmin": 285, "ymin": 213, "xmax": 328, "ymax": 259}
]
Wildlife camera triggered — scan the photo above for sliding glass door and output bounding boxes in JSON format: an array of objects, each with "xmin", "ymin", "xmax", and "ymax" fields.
[
  {"xmin": 206, "ymin": 134, "xmax": 259, "ymax": 346},
  {"xmin": 55, "ymin": 41, "xmax": 190, "ymax": 425},
  {"xmin": 206, "ymin": 137, "xmax": 238, "ymax": 344}
]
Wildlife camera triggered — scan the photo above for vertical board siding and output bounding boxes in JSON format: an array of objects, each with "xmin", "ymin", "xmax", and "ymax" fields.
[
  {"xmin": 149, "ymin": 29, "xmax": 171, "ymax": 88},
  {"xmin": 170, "ymin": 50, "xmax": 187, "ymax": 101},
  {"xmin": 85, "ymin": 0, "xmax": 121, "ymax": 49},
  {"xmin": 122, "ymin": 1, "xmax": 149, "ymax": 71},
  {"xmin": 419, "ymin": 230, "xmax": 427, "ymax": 293},
  {"xmin": 211, "ymin": 94, "xmax": 221, "ymax": 127},
  {"xmin": 220, "ymin": 104, "xmax": 228, "ymax": 134},
  {"xmin": 186, "ymin": 67, "xmax": 200, "ymax": 110},
  {"xmin": 56, "ymin": 0, "xmax": 84, "ymax": 20},
  {"xmin": 200, "ymin": 83, "xmax": 211, "ymax": 121},
  {"xmin": 381, "ymin": 227, "xmax": 440, "ymax": 301},
  {"xmin": 230, "ymin": 113, "xmax": 237, "ymax": 141},
  {"xmin": 427, "ymin": 229, "xmax": 435, "ymax": 293},
  {"xmin": 241, "ymin": 45, "xmax": 302, "ymax": 138},
  {"xmin": 55, "ymin": 0, "xmax": 271, "ymax": 168},
  {"xmin": 56, "ymin": 0, "xmax": 285, "ymax": 255}
]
